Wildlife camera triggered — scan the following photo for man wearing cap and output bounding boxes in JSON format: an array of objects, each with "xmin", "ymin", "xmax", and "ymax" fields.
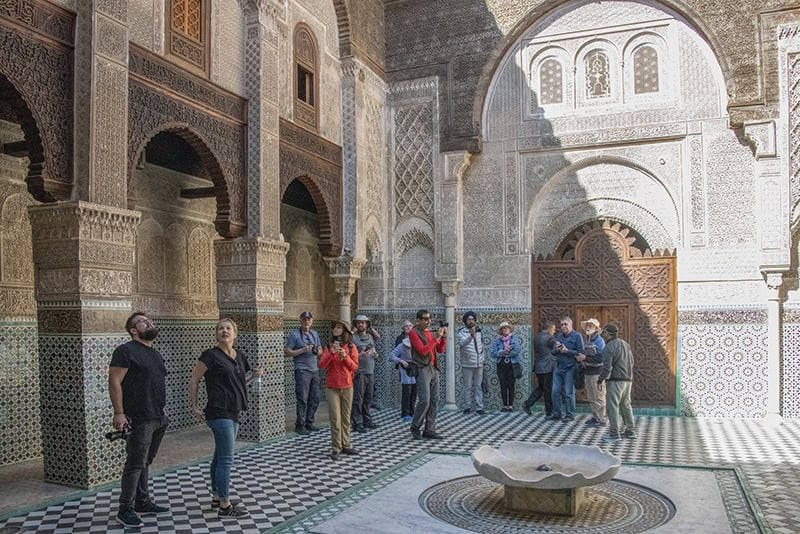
[
  {"xmin": 285, "ymin": 311, "xmax": 322, "ymax": 435},
  {"xmin": 598, "ymin": 324, "xmax": 635, "ymax": 443},
  {"xmin": 581, "ymin": 318, "xmax": 606, "ymax": 428},
  {"xmin": 351, "ymin": 314, "xmax": 378, "ymax": 432},
  {"xmin": 551, "ymin": 316, "xmax": 585, "ymax": 422},
  {"xmin": 457, "ymin": 311, "xmax": 486, "ymax": 415}
]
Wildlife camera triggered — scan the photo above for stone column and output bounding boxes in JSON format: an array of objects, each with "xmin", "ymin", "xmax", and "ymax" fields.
[
  {"xmin": 243, "ymin": 0, "xmax": 285, "ymax": 239},
  {"xmin": 215, "ymin": 238, "xmax": 289, "ymax": 441},
  {"xmin": 73, "ymin": 1, "xmax": 129, "ymax": 207},
  {"xmin": 29, "ymin": 201, "xmax": 140, "ymax": 488},
  {"xmin": 764, "ymin": 272, "xmax": 784, "ymax": 418},
  {"xmin": 326, "ymin": 256, "xmax": 366, "ymax": 323},
  {"xmin": 440, "ymin": 280, "xmax": 460, "ymax": 411}
]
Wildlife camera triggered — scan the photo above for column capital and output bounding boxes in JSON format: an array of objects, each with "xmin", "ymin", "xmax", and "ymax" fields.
[
  {"xmin": 439, "ymin": 280, "xmax": 461, "ymax": 302},
  {"xmin": 215, "ymin": 237, "xmax": 289, "ymax": 311},
  {"xmin": 325, "ymin": 255, "xmax": 366, "ymax": 280},
  {"xmin": 764, "ymin": 271, "xmax": 785, "ymax": 292}
]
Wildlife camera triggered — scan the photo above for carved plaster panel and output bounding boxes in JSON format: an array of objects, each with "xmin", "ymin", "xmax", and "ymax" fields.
[{"xmin": 0, "ymin": 11, "xmax": 74, "ymax": 201}]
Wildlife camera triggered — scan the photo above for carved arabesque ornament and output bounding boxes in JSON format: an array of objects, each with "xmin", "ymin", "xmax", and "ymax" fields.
[
  {"xmin": 127, "ymin": 46, "xmax": 247, "ymax": 238},
  {"xmin": 0, "ymin": 4, "xmax": 75, "ymax": 202}
]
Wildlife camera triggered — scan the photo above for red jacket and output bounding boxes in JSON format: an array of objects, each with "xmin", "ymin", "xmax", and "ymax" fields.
[
  {"xmin": 319, "ymin": 342, "xmax": 359, "ymax": 388},
  {"xmin": 409, "ymin": 328, "xmax": 446, "ymax": 367}
]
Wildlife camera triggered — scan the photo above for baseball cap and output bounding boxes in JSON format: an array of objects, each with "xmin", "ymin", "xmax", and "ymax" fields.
[{"xmin": 299, "ymin": 311, "xmax": 313, "ymax": 319}]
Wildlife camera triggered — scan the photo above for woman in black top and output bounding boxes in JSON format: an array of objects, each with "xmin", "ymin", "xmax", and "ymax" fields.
[{"xmin": 189, "ymin": 318, "xmax": 262, "ymax": 519}]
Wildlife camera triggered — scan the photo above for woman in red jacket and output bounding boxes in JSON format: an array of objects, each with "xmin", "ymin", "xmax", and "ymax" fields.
[{"xmin": 319, "ymin": 320, "xmax": 360, "ymax": 460}]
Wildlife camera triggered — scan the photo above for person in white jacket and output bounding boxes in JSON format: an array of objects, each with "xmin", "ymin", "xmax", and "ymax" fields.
[{"xmin": 457, "ymin": 311, "xmax": 486, "ymax": 415}]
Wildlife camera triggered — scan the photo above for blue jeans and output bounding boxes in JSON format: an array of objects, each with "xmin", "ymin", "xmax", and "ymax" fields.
[
  {"xmin": 207, "ymin": 418, "xmax": 239, "ymax": 500},
  {"xmin": 551, "ymin": 366, "xmax": 576, "ymax": 418},
  {"xmin": 294, "ymin": 369, "xmax": 320, "ymax": 430},
  {"xmin": 119, "ymin": 415, "xmax": 169, "ymax": 510}
]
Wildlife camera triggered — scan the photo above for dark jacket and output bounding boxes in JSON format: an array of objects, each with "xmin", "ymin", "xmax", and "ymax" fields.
[
  {"xmin": 532, "ymin": 330, "xmax": 556, "ymax": 374},
  {"xmin": 599, "ymin": 337, "xmax": 634, "ymax": 382}
]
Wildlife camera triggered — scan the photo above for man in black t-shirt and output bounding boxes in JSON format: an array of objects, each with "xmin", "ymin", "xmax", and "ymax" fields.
[{"xmin": 108, "ymin": 312, "xmax": 170, "ymax": 528}]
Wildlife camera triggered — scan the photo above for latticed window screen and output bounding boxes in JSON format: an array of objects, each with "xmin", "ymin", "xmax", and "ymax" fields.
[
  {"xmin": 539, "ymin": 59, "xmax": 563, "ymax": 105},
  {"xmin": 167, "ymin": 0, "xmax": 207, "ymax": 72},
  {"xmin": 633, "ymin": 46, "xmax": 659, "ymax": 94},
  {"xmin": 172, "ymin": 0, "xmax": 202, "ymax": 41},
  {"xmin": 585, "ymin": 50, "xmax": 610, "ymax": 99},
  {"xmin": 294, "ymin": 25, "xmax": 318, "ymax": 131}
]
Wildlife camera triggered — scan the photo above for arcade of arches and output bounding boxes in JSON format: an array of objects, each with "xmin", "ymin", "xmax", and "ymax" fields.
[{"xmin": 0, "ymin": 0, "xmax": 799, "ymax": 493}]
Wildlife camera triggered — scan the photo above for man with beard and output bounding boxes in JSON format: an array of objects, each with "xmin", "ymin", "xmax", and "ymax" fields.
[{"xmin": 108, "ymin": 312, "xmax": 170, "ymax": 528}]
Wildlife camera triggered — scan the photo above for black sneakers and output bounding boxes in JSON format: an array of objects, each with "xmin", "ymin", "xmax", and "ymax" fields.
[
  {"xmin": 134, "ymin": 500, "xmax": 169, "ymax": 515},
  {"xmin": 218, "ymin": 503, "xmax": 249, "ymax": 518},
  {"xmin": 116, "ymin": 509, "xmax": 142, "ymax": 528}
]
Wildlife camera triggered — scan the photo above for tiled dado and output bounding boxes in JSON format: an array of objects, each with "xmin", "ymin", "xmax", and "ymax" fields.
[
  {"xmin": 678, "ymin": 309, "xmax": 768, "ymax": 418},
  {"xmin": 0, "ymin": 322, "xmax": 41, "ymax": 466},
  {"xmin": 39, "ymin": 334, "xmax": 128, "ymax": 487},
  {"xmin": 782, "ymin": 310, "xmax": 800, "ymax": 418},
  {"xmin": 236, "ymin": 331, "xmax": 287, "ymax": 442}
]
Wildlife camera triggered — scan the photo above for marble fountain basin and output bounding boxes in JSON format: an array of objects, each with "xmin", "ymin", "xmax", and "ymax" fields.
[{"xmin": 471, "ymin": 442, "xmax": 621, "ymax": 516}]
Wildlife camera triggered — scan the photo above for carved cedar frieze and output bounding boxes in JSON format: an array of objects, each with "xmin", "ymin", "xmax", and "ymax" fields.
[
  {"xmin": 0, "ymin": 8, "xmax": 74, "ymax": 201},
  {"xmin": 128, "ymin": 54, "xmax": 247, "ymax": 237},
  {"xmin": 279, "ymin": 118, "xmax": 342, "ymax": 256}
]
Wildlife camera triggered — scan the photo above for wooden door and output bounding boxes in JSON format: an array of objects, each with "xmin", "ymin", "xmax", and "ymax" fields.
[{"xmin": 532, "ymin": 220, "xmax": 677, "ymax": 407}]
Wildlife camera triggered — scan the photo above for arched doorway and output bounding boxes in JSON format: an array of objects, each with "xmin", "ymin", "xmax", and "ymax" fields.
[{"xmin": 532, "ymin": 220, "xmax": 677, "ymax": 408}]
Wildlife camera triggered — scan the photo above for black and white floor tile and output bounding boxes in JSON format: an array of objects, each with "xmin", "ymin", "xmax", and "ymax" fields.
[{"xmin": 2, "ymin": 409, "xmax": 800, "ymax": 533}]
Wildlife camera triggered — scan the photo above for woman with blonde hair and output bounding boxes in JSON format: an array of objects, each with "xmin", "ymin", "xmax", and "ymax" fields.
[
  {"xmin": 189, "ymin": 318, "xmax": 262, "ymax": 519},
  {"xmin": 319, "ymin": 320, "xmax": 360, "ymax": 460}
]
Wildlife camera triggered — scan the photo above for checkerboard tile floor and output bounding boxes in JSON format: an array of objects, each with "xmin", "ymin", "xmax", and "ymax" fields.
[{"xmin": 2, "ymin": 409, "xmax": 800, "ymax": 532}]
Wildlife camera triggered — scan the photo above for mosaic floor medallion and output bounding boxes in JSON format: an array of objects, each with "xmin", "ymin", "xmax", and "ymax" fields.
[{"xmin": 419, "ymin": 475, "xmax": 676, "ymax": 533}]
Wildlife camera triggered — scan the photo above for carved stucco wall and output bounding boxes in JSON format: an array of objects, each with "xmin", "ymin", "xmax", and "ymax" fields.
[
  {"xmin": 386, "ymin": 0, "xmax": 800, "ymax": 151},
  {"xmin": 129, "ymin": 0, "xmax": 164, "ymax": 54},
  {"xmin": 389, "ymin": 78, "xmax": 442, "ymax": 308},
  {"xmin": 285, "ymin": 0, "xmax": 343, "ymax": 144},
  {"xmin": 130, "ymin": 164, "xmax": 219, "ymax": 318},
  {"xmin": 280, "ymin": 204, "xmax": 337, "ymax": 319},
  {"xmin": 0, "ymin": 129, "xmax": 40, "ymax": 466},
  {"xmin": 211, "ymin": 0, "xmax": 246, "ymax": 94}
]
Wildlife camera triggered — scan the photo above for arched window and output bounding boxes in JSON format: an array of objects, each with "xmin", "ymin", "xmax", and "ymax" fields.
[
  {"xmin": 539, "ymin": 59, "xmax": 563, "ymax": 105},
  {"xmin": 166, "ymin": 0, "xmax": 210, "ymax": 74},
  {"xmin": 585, "ymin": 50, "xmax": 610, "ymax": 99},
  {"xmin": 294, "ymin": 25, "xmax": 319, "ymax": 131},
  {"xmin": 633, "ymin": 45, "xmax": 659, "ymax": 94}
]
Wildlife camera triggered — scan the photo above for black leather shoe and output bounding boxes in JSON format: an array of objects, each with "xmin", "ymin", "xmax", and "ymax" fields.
[
  {"xmin": 306, "ymin": 425, "xmax": 321, "ymax": 432},
  {"xmin": 463, "ymin": 408, "xmax": 471, "ymax": 414},
  {"xmin": 522, "ymin": 402, "xmax": 532, "ymax": 416},
  {"xmin": 330, "ymin": 451, "xmax": 340, "ymax": 460},
  {"xmin": 476, "ymin": 409, "xmax": 485, "ymax": 415},
  {"xmin": 422, "ymin": 431, "xmax": 444, "ymax": 439},
  {"xmin": 364, "ymin": 422, "xmax": 378, "ymax": 429},
  {"xmin": 296, "ymin": 427, "xmax": 310, "ymax": 435},
  {"xmin": 410, "ymin": 426, "xmax": 422, "ymax": 440},
  {"xmin": 342, "ymin": 447, "xmax": 360, "ymax": 455},
  {"xmin": 354, "ymin": 425, "xmax": 367, "ymax": 433}
]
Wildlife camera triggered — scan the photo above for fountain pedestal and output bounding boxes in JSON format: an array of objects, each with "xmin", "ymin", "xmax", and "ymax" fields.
[
  {"xmin": 504, "ymin": 485, "xmax": 585, "ymax": 516},
  {"xmin": 472, "ymin": 442, "xmax": 620, "ymax": 517}
]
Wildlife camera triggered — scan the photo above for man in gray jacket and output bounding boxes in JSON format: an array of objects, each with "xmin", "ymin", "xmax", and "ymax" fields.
[
  {"xmin": 457, "ymin": 311, "xmax": 485, "ymax": 415},
  {"xmin": 598, "ymin": 323, "xmax": 635, "ymax": 443}
]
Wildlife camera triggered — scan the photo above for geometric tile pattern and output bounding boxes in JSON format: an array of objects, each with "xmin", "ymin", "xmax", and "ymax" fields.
[
  {"xmin": 419, "ymin": 475, "xmax": 675, "ymax": 532},
  {"xmin": 0, "ymin": 322, "xmax": 40, "ymax": 465},
  {"xmin": 679, "ymin": 323, "xmax": 768, "ymax": 417},
  {"xmin": 781, "ymin": 323, "xmax": 800, "ymax": 418},
  {"xmin": 2, "ymin": 410, "xmax": 799, "ymax": 532}
]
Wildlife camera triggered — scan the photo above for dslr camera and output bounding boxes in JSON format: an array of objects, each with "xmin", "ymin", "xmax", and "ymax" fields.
[
  {"xmin": 105, "ymin": 422, "xmax": 131, "ymax": 442},
  {"xmin": 439, "ymin": 320, "xmax": 449, "ymax": 328},
  {"xmin": 311, "ymin": 345, "xmax": 319, "ymax": 355}
]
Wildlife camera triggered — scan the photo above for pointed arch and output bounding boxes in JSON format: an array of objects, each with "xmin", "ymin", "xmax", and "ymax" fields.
[
  {"xmin": 129, "ymin": 124, "xmax": 234, "ymax": 238},
  {"xmin": 280, "ymin": 176, "xmax": 336, "ymax": 256}
]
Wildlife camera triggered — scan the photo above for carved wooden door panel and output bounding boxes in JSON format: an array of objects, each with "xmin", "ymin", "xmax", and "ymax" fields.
[{"xmin": 532, "ymin": 221, "xmax": 676, "ymax": 407}]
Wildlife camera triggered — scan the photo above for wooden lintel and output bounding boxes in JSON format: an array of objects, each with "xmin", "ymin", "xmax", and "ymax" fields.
[
  {"xmin": 2, "ymin": 140, "xmax": 28, "ymax": 157},
  {"xmin": 179, "ymin": 186, "xmax": 216, "ymax": 199}
]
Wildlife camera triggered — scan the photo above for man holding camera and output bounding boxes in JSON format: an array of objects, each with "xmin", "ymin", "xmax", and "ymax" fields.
[
  {"xmin": 408, "ymin": 309, "xmax": 447, "ymax": 440},
  {"xmin": 351, "ymin": 315, "xmax": 379, "ymax": 432},
  {"xmin": 457, "ymin": 311, "xmax": 485, "ymax": 415},
  {"xmin": 285, "ymin": 311, "xmax": 323, "ymax": 435},
  {"xmin": 108, "ymin": 312, "xmax": 170, "ymax": 528}
]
